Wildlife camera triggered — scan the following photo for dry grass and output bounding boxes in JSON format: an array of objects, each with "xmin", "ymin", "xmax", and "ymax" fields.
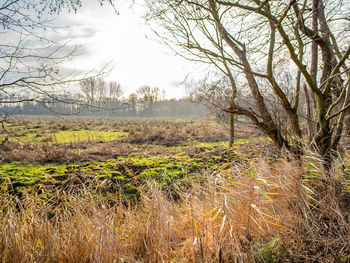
[
  {"xmin": 0, "ymin": 157, "xmax": 304, "ymax": 263},
  {"xmin": 291, "ymin": 151, "xmax": 350, "ymax": 261},
  {"xmin": 123, "ymin": 120, "xmax": 230, "ymax": 147},
  {"xmin": 1, "ymin": 118, "xmax": 349, "ymax": 262},
  {"xmin": 0, "ymin": 119, "xmax": 266, "ymax": 164},
  {"xmin": 0, "ymin": 139, "xmax": 140, "ymax": 163}
]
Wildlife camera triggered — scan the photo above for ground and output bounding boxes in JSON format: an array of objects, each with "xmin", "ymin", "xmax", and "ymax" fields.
[
  {"xmin": 0, "ymin": 116, "xmax": 276, "ymax": 201},
  {"xmin": 1, "ymin": 116, "xmax": 349, "ymax": 262}
]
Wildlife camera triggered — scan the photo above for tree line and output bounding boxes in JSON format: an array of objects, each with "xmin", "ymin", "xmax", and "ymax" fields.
[{"xmin": 0, "ymin": 77, "xmax": 206, "ymax": 119}]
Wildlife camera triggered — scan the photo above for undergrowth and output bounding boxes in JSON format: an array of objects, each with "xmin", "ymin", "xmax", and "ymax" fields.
[
  {"xmin": 0, "ymin": 118, "xmax": 349, "ymax": 262},
  {"xmin": 0, "ymin": 157, "xmax": 298, "ymax": 262},
  {"xmin": 0, "ymin": 154, "xmax": 348, "ymax": 262}
]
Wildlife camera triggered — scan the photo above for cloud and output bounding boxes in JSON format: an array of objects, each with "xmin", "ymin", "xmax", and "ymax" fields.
[
  {"xmin": 2, "ymin": 0, "xmax": 194, "ymax": 99},
  {"xmin": 44, "ymin": 24, "xmax": 99, "ymax": 44},
  {"xmin": 62, "ymin": 25, "xmax": 98, "ymax": 40}
]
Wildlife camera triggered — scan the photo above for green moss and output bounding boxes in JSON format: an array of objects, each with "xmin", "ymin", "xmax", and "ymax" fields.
[
  {"xmin": 194, "ymin": 141, "xmax": 229, "ymax": 147},
  {"xmin": 1, "ymin": 129, "xmax": 127, "ymax": 144},
  {"xmin": 252, "ymin": 236, "xmax": 290, "ymax": 263},
  {"xmin": 337, "ymin": 255, "xmax": 350, "ymax": 263},
  {"xmin": 192, "ymin": 137, "xmax": 270, "ymax": 148},
  {"xmin": 47, "ymin": 130, "xmax": 127, "ymax": 143},
  {"xmin": 0, "ymin": 162, "xmax": 67, "ymax": 194},
  {"xmin": 0, "ymin": 130, "xmax": 243, "ymax": 202}
]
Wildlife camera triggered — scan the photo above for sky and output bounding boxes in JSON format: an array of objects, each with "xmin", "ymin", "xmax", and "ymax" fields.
[{"xmin": 50, "ymin": 0, "xmax": 199, "ymax": 99}]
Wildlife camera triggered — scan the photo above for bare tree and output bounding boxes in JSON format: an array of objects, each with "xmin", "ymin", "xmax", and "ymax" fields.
[
  {"xmin": 80, "ymin": 77, "xmax": 108, "ymax": 105},
  {"xmin": 109, "ymin": 81, "xmax": 123, "ymax": 101},
  {"xmin": 137, "ymin": 85, "xmax": 161, "ymax": 114},
  {"xmin": 145, "ymin": 0, "xmax": 350, "ymax": 165},
  {"xmin": 160, "ymin": 88, "xmax": 167, "ymax": 102},
  {"xmin": 96, "ymin": 78, "xmax": 107, "ymax": 104},
  {"xmin": 188, "ymin": 75, "xmax": 236, "ymax": 147},
  {"xmin": 127, "ymin": 93, "xmax": 138, "ymax": 116},
  {"xmin": 80, "ymin": 78, "xmax": 97, "ymax": 104}
]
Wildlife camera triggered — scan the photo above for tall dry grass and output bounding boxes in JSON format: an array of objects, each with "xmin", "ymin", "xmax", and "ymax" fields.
[
  {"xmin": 0, "ymin": 154, "xmax": 348, "ymax": 262},
  {"xmin": 293, "ymin": 150, "xmax": 350, "ymax": 261}
]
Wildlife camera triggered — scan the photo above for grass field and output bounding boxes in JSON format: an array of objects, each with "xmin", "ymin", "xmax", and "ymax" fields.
[
  {"xmin": 0, "ymin": 116, "xmax": 349, "ymax": 262},
  {"xmin": 0, "ymin": 117, "xmax": 266, "ymax": 200}
]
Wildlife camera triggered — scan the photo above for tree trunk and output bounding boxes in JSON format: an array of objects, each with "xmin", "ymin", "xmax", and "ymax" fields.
[
  {"xmin": 303, "ymin": 84, "xmax": 314, "ymax": 143},
  {"xmin": 346, "ymin": 112, "xmax": 350, "ymax": 137},
  {"xmin": 229, "ymin": 112, "xmax": 234, "ymax": 148}
]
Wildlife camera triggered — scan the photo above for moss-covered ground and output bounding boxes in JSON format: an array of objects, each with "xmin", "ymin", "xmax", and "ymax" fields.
[{"xmin": 0, "ymin": 117, "xmax": 275, "ymax": 201}]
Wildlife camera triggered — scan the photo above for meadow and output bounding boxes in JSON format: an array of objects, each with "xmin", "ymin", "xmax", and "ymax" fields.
[{"xmin": 0, "ymin": 116, "xmax": 349, "ymax": 262}]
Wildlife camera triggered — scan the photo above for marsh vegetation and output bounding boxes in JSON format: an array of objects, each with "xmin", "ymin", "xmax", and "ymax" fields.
[{"xmin": 0, "ymin": 116, "xmax": 349, "ymax": 262}]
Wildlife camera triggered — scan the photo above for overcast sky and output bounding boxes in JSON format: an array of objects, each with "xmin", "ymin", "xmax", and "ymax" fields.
[{"xmin": 50, "ymin": 0, "xmax": 199, "ymax": 98}]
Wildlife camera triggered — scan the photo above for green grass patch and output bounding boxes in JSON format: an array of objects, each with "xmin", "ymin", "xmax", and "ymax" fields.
[
  {"xmin": 252, "ymin": 236, "xmax": 290, "ymax": 263},
  {"xmin": 0, "ymin": 162, "xmax": 66, "ymax": 193},
  {"xmin": 0, "ymin": 145, "xmax": 239, "ymax": 200},
  {"xmin": 2, "ymin": 130, "xmax": 128, "ymax": 144},
  {"xmin": 193, "ymin": 137, "xmax": 270, "ymax": 148},
  {"xmin": 47, "ymin": 130, "xmax": 127, "ymax": 143},
  {"xmin": 194, "ymin": 141, "xmax": 229, "ymax": 147}
]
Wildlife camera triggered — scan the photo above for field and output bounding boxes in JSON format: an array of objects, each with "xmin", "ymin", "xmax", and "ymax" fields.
[
  {"xmin": 0, "ymin": 117, "xmax": 272, "ymax": 200},
  {"xmin": 0, "ymin": 116, "xmax": 349, "ymax": 262}
]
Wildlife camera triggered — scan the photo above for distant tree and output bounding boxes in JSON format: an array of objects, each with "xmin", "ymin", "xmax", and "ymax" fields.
[
  {"xmin": 137, "ymin": 86, "xmax": 161, "ymax": 114},
  {"xmin": 109, "ymin": 81, "xmax": 123, "ymax": 101},
  {"xmin": 80, "ymin": 78, "xmax": 97, "ymax": 104},
  {"xmin": 80, "ymin": 77, "xmax": 108, "ymax": 105},
  {"xmin": 160, "ymin": 88, "xmax": 167, "ymax": 102},
  {"xmin": 127, "ymin": 93, "xmax": 138, "ymax": 116},
  {"xmin": 96, "ymin": 78, "xmax": 107, "ymax": 104}
]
